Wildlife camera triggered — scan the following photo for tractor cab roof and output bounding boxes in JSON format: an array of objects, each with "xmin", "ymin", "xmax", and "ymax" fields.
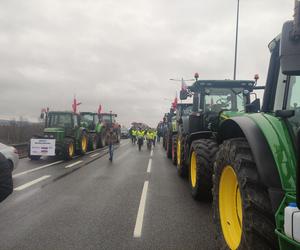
[
  {"xmin": 99, "ymin": 113, "xmax": 117, "ymax": 117},
  {"xmin": 176, "ymin": 103, "xmax": 193, "ymax": 109},
  {"xmin": 48, "ymin": 111, "xmax": 76, "ymax": 115},
  {"xmin": 80, "ymin": 112, "xmax": 97, "ymax": 115},
  {"xmin": 190, "ymin": 80, "xmax": 255, "ymax": 92}
]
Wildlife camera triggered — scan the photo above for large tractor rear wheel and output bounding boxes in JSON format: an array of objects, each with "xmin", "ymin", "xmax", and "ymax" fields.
[
  {"xmin": 62, "ymin": 138, "xmax": 75, "ymax": 160},
  {"xmin": 98, "ymin": 131, "xmax": 106, "ymax": 148},
  {"xmin": 166, "ymin": 135, "xmax": 172, "ymax": 159},
  {"xmin": 163, "ymin": 135, "xmax": 167, "ymax": 150},
  {"xmin": 78, "ymin": 132, "xmax": 88, "ymax": 155},
  {"xmin": 88, "ymin": 134, "xmax": 97, "ymax": 151},
  {"xmin": 177, "ymin": 136, "xmax": 187, "ymax": 178},
  {"xmin": 213, "ymin": 138, "xmax": 277, "ymax": 250},
  {"xmin": 171, "ymin": 135, "xmax": 177, "ymax": 166},
  {"xmin": 189, "ymin": 139, "xmax": 218, "ymax": 200}
]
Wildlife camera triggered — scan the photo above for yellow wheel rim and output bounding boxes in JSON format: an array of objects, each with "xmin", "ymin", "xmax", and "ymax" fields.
[
  {"xmin": 219, "ymin": 165, "xmax": 243, "ymax": 250},
  {"xmin": 68, "ymin": 143, "xmax": 74, "ymax": 157},
  {"xmin": 81, "ymin": 136, "xmax": 87, "ymax": 152},
  {"xmin": 190, "ymin": 151, "xmax": 197, "ymax": 188},
  {"xmin": 177, "ymin": 140, "xmax": 181, "ymax": 166}
]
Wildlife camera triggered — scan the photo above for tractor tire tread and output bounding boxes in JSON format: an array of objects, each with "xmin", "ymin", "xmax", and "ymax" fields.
[
  {"xmin": 212, "ymin": 137, "xmax": 277, "ymax": 250},
  {"xmin": 190, "ymin": 139, "xmax": 218, "ymax": 200}
]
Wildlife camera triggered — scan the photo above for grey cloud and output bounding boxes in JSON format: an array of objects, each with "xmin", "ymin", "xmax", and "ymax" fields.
[{"xmin": 0, "ymin": 0, "xmax": 295, "ymax": 127}]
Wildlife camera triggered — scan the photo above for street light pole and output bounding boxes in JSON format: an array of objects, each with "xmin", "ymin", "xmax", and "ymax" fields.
[{"xmin": 233, "ymin": 0, "xmax": 240, "ymax": 80}]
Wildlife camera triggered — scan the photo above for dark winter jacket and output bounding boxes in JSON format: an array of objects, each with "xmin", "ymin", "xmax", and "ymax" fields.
[
  {"xmin": 0, "ymin": 152, "xmax": 13, "ymax": 202},
  {"xmin": 105, "ymin": 131, "xmax": 117, "ymax": 145}
]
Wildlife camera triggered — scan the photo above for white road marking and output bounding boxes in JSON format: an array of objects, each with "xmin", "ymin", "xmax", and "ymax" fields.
[
  {"xmin": 90, "ymin": 153, "xmax": 100, "ymax": 158},
  {"xmin": 147, "ymin": 158, "xmax": 152, "ymax": 173},
  {"xmin": 65, "ymin": 160, "xmax": 83, "ymax": 169},
  {"xmin": 133, "ymin": 181, "xmax": 149, "ymax": 238},
  {"xmin": 14, "ymin": 175, "xmax": 51, "ymax": 191},
  {"xmin": 13, "ymin": 161, "xmax": 63, "ymax": 178},
  {"xmin": 150, "ymin": 149, "xmax": 153, "ymax": 157}
]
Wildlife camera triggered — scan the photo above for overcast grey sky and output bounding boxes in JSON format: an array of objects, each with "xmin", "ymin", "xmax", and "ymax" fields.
[{"xmin": 0, "ymin": 0, "xmax": 294, "ymax": 127}]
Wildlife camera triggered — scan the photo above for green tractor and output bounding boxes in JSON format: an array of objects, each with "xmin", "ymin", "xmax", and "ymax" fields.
[
  {"xmin": 28, "ymin": 111, "xmax": 88, "ymax": 161},
  {"xmin": 169, "ymin": 103, "xmax": 193, "ymax": 166},
  {"xmin": 165, "ymin": 109, "xmax": 176, "ymax": 159},
  {"xmin": 162, "ymin": 113, "xmax": 170, "ymax": 150},
  {"xmin": 179, "ymin": 79, "xmax": 261, "ymax": 200},
  {"xmin": 213, "ymin": 2, "xmax": 300, "ymax": 249},
  {"xmin": 80, "ymin": 112, "xmax": 106, "ymax": 150}
]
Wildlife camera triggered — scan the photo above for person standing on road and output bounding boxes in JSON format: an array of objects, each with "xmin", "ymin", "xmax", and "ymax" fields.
[
  {"xmin": 131, "ymin": 127, "xmax": 137, "ymax": 144},
  {"xmin": 106, "ymin": 127, "xmax": 117, "ymax": 161},
  {"xmin": 136, "ymin": 128, "xmax": 145, "ymax": 151},
  {"xmin": 0, "ymin": 152, "xmax": 13, "ymax": 202}
]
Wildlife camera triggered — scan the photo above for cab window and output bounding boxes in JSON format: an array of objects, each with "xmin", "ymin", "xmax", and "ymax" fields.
[{"xmin": 287, "ymin": 76, "xmax": 300, "ymax": 139}]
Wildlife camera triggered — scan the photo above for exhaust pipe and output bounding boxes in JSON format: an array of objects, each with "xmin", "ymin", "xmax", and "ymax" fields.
[{"xmin": 293, "ymin": 0, "xmax": 300, "ymax": 39}]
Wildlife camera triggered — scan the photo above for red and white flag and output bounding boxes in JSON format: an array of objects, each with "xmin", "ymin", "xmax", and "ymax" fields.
[
  {"xmin": 72, "ymin": 96, "xmax": 82, "ymax": 113},
  {"xmin": 172, "ymin": 93, "xmax": 178, "ymax": 109},
  {"xmin": 98, "ymin": 104, "xmax": 102, "ymax": 114}
]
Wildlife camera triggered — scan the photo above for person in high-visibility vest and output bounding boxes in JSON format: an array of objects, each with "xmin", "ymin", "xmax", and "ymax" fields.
[
  {"xmin": 131, "ymin": 128, "xmax": 138, "ymax": 144},
  {"xmin": 137, "ymin": 128, "xmax": 145, "ymax": 151},
  {"xmin": 146, "ymin": 130, "xmax": 153, "ymax": 150}
]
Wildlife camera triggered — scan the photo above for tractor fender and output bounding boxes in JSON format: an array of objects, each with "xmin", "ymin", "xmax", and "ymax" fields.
[
  {"xmin": 188, "ymin": 131, "xmax": 212, "ymax": 147},
  {"xmin": 218, "ymin": 117, "xmax": 281, "ymax": 189},
  {"xmin": 181, "ymin": 115, "xmax": 190, "ymax": 134}
]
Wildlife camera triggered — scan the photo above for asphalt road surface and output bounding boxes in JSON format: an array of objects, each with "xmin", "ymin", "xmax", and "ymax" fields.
[{"xmin": 0, "ymin": 139, "xmax": 216, "ymax": 250}]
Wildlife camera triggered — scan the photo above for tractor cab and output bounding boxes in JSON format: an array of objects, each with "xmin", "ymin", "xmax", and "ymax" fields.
[
  {"xmin": 80, "ymin": 112, "xmax": 98, "ymax": 131},
  {"xmin": 99, "ymin": 113, "xmax": 116, "ymax": 126},
  {"xmin": 176, "ymin": 103, "xmax": 193, "ymax": 134},
  {"xmin": 181, "ymin": 80, "xmax": 256, "ymax": 133},
  {"xmin": 44, "ymin": 111, "xmax": 80, "ymax": 139}
]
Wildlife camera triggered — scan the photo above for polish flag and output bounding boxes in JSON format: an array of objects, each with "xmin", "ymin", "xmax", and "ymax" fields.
[
  {"xmin": 98, "ymin": 104, "xmax": 102, "ymax": 114},
  {"xmin": 172, "ymin": 94, "xmax": 178, "ymax": 109},
  {"xmin": 72, "ymin": 97, "xmax": 82, "ymax": 113}
]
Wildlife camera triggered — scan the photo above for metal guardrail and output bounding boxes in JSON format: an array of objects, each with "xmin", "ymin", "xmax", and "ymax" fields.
[{"xmin": 11, "ymin": 143, "xmax": 28, "ymax": 159}]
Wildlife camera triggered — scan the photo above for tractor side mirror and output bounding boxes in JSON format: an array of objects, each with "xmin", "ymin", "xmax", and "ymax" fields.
[
  {"xmin": 245, "ymin": 98, "xmax": 261, "ymax": 113},
  {"xmin": 180, "ymin": 90, "xmax": 188, "ymax": 100},
  {"xmin": 40, "ymin": 113, "xmax": 45, "ymax": 119},
  {"xmin": 281, "ymin": 20, "xmax": 300, "ymax": 75}
]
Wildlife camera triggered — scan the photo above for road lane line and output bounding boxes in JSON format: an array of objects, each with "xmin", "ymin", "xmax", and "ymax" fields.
[
  {"xmin": 13, "ymin": 161, "xmax": 63, "ymax": 178},
  {"xmin": 150, "ymin": 149, "xmax": 153, "ymax": 157},
  {"xmin": 14, "ymin": 175, "xmax": 51, "ymax": 191},
  {"xmin": 133, "ymin": 181, "xmax": 149, "ymax": 238},
  {"xmin": 147, "ymin": 158, "xmax": 152, "ymax": 173},
  {"xmin": 65, "ymin": 160, "xmax": 83, "ymax": 169},
  {"xmin": 90, "ymin": 153, "xmax": 100, "ymax": 158}
]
